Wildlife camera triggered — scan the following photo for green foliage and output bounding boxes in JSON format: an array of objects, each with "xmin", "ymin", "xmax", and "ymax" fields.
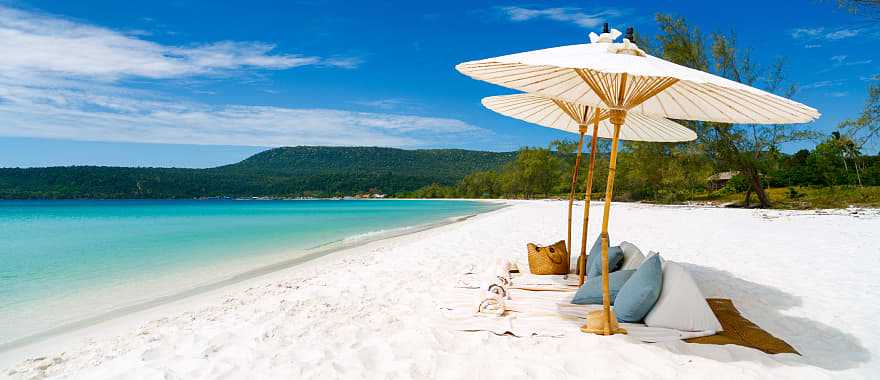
[
  {"xmin": 504, "ymin": 147, "xmax": 562, "ymax": 197},
  {"xmin": 0, "ymin": 147, "xmax": 516, "ymax": 199},
  {"xmin": 404, "ymin": 183, "xmax": 458, "ymax": 199},
  {"xmin": 808, "ymin": 139, "xmax": 850, "ymax": 186},
  {"xmin": 5, "ymin": 139, "xmax": 880, "ymax": 207},
  {"xmin": 704, "ymin": 186, "xmax": 880, "ymax": 209},
  {"xmin": 786, "ymin": 187, "xmax": 805, "ymax": 200},
  {"xmin": 616, "ymin": 141, "xmax": 713, "ymax": 203},
  {"xmin": 457, "ymin": 171, "xmax": 502, "ymax": 198},
  {"xmin": 717, "ymin": 174, "xmax": 751, "ymax": 195}
]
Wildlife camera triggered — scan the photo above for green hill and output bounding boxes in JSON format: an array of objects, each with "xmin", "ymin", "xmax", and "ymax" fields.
[{"xmin": 0, "ymin": 146, "xmax": 516, "ymax": 199}]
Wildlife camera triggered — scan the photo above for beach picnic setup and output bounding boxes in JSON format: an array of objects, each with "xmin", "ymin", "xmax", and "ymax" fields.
[
  {"xmin": 442, "ymin": 24, "xmax": 819, "ymax": 354},
  {"xmin": 11, "ymin": 2, "xmax": 880, "ymax": 377}
]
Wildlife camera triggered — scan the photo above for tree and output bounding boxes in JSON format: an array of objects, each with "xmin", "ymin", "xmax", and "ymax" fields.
[
  {"xmin": 550, "ymin": 138, "xmax": 583, "ymax": 194},
  {"xmin": 808, "ymin": 137, "xmax": 850, "ymax": 186},
  {"xmin": 457, "ymin": 171, "xmax": 501, "ymax": 198},
  {"xmin": 616, "ymin": 141, "xmax": 713, "ymax": 203},
  {"xmin": 653, "ymin": 14, "xmax": 815, "ymax": 208},
  {"xmin": 502, "ymin": 147, "xmax": 562, "ymax": 198},
  {"xmin": 840, "ymin": 84, "xmax": 880, "ymax": 151}
]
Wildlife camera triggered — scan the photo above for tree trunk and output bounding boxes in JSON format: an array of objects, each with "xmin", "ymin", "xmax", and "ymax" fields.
[
  {"xmin": 744, "ymin": 187, "xmax": 751, "ymax": 208},
  {"xmin": 851, "ymin": 150, "xmax": 863, "ymax": 187},
  {"xmin": 713, "ymin": 124, "xmax": 771, "ymax": 208},
  {"xmin": 746, "ymin": 167, "xmax": 770, "ymax": 208},
  {"xmin": 855, "ymin": 159, "xmax": 863, "ymax": 187}
]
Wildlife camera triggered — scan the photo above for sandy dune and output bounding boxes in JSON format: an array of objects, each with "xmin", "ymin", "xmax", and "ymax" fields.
[{"xmin": 2, "ymin": 201, "xmax": 878, "ymax": 379}]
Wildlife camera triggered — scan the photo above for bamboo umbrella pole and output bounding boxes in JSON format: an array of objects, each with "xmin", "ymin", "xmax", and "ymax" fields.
[
  {"xmin": 578, "ymin": 111, "xmax": 601, "ymax": 286},
  {"xmin": 566, "ymin": 131, "xmax": 586, "ymax": 264},
  {"xmin": 570, "ymin": 70, "xmax": 677, "ymax": 336},
  {"xmin": 598, "ymin": 109, "xmax": 625, "ymax": 335}
]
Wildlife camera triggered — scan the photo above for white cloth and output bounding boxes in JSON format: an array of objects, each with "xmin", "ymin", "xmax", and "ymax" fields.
[
  {"xmin": 644, "ymin": 262, "xmax": 723, "ymax": 332},
  {"xmin": 622, "ymin": 324, "xmax": 715, "ymax": 343},
  {"xmin": 444, "ymin": 297, "xmax": 714, "ymax": 342},
  {"xmin": 510, "ymin": 274, "xmax": 579, "ymax": 287},
  {"xmin": 442, "ymin": 258, "xmax": 718, "ymax": 343}
]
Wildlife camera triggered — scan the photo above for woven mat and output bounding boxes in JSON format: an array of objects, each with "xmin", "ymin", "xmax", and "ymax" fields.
[{"xmin": 685, "ymin": 298, "xmax": 799, "ymax": 355}]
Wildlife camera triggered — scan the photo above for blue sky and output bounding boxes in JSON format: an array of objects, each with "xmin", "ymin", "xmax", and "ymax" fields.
[{"xmin": 0, "ymin": 0, "xmax": 877, "ymax": 167}]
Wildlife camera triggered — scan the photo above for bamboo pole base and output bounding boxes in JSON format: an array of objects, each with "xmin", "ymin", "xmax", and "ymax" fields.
[
  {"xmin": 579, "ymin": 309, "xmax": 627, "ymax": 335},
  {"xmin": 580, "ymin": 326, "xmax": 628, "ymax": 335}
]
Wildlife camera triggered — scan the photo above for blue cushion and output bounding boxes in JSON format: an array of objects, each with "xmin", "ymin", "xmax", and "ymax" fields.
[
  {"xmin": 613, "ymin": 254, "xmax": 663, "ymax": 322},
  {"xmin": 571, "ymin": 270, "xmax": 635, "ymax": 305},
  {"xmin": 585, "ymin": 235, "xmax": 623, "ymax": 278}
]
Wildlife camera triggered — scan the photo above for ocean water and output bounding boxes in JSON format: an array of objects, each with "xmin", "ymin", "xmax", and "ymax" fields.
[{"xmin": 0, "ymin": 199, "xmax": 499, "ymax": 347}]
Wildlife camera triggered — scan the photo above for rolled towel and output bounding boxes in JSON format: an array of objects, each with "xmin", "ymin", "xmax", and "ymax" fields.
[
  {"xmin": 487, "ymin": 283, "xmax": 507, "ymax": 298},
  {"xmin": 474, "ymin": 291, "xmax": 506, "ymax": 316},
  {"xmin": 483, "ymin": 270, "xmax": 510, "ymax": 294},
  {"xmin": 494, "ymin": 274, "xmax": 511, "ymax": 288},
  {"xmin": 495, "ymin": 258, "xmax": 514, "ymax": 273},
  {"xmin": 482, "ymin": 261, "xmax": 511, "ymax": 292},
  {"xmin": 488, "ymin": 259, "xmax": 512, "ymax": 280}
]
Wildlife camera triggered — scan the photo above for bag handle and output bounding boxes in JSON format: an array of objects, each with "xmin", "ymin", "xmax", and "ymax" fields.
[{"xmin": 544, "ymin": 246, "xmax": 564, "ymax": 264}]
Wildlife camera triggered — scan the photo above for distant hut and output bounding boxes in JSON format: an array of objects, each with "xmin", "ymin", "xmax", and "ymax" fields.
[{"xmin": 707, "ymin": 171, "xmax": 739, "ymax": 191}]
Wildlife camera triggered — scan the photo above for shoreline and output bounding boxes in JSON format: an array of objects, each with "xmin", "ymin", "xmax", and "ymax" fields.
[{"xmin": 0, "ymin": 201, "xmax": 508, "ymax": 361}]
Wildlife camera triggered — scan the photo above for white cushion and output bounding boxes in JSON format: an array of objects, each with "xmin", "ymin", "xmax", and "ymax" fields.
[
  {"xmin": 644, "ymin": 262, "xmax": 722, "ymax": 332},
  {"xmin": 619, "ymin": 241, "xmax": 645, "ymax": 270}
]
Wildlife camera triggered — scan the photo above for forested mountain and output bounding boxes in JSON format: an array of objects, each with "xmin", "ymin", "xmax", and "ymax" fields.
[{"xmin": 0, "ymin": 147, "xmax": 517, "ymax": 199}]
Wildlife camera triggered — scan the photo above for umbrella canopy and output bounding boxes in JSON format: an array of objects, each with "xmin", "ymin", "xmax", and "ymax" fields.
[
  {"xmin": 458, "ymin": 31, "xmax": 820, "ymax": 124},
  {"xmin": 482, "ymin": 94, "xmax": 696, "ymax": 142}
]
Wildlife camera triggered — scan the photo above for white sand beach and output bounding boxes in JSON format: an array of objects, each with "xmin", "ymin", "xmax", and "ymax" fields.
[{"xmin": 2, "ymin": 200, "xmax": 879, "ymax": 379}]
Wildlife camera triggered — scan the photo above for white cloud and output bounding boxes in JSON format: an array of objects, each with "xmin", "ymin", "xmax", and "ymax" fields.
[
  {"xmin": 0, "ymin": 76, "xmax": 487, "ymax": 147},
  {"xmin": 826, "ymin": 29, "xmax": 859, "ymax": 40},
  {"xmin": 356, "ymin": 99, "xmax": 403, "ymax": 110},
  {"xmin": 0, "ymin": 6, "xmax": 358, "ymax": 81},
  {"xmin": 844, "ymin": 59, "xmax": 873, "ymax": 66},
  {"xmin": 790, "ymin": 27, "xmax": 824, "ymax": 39},
  {"xmin": 804, "ymin": 44, "xmax": 822, "ymax": 49},
  {"xmin": 352, "ymin": 98, "xmax": 418, "ymax": 111},
  {"xmin": 790, "ymin": 26, "xmax": 863, "ymax": 42},
  {"xmin": 800, "ymin": 80, "xmax": 844, "ymax": 90},
  {"xmin": 321, "ymin": 57, "xmax": 363, "ymax": 69},
  {"xmin": 821, "ymin": 55, "xmax": 873, "ymax": 73},
  {"xmin": 499, "ymin": 6, "xmax": 619, "ymax": 28},
  {"xmin": 0, "ymin": 6, "xmax": 488, "ymax": 148}
]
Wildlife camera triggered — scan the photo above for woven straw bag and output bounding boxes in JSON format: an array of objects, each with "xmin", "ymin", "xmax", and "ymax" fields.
[{"xmin": 527, "ymin": 240, "xmax": 569, "ymax": 275}]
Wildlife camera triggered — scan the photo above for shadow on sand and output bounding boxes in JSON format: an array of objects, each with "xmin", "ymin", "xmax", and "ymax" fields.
[{"xmin": 664, "ymin": 263, "xmax": 870, "ymax": 371}]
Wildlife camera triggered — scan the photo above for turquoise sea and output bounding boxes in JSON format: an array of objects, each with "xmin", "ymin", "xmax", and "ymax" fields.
[{"xmin": 0, "ymin": 199, "xmax": 499, "ymax": 347}]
